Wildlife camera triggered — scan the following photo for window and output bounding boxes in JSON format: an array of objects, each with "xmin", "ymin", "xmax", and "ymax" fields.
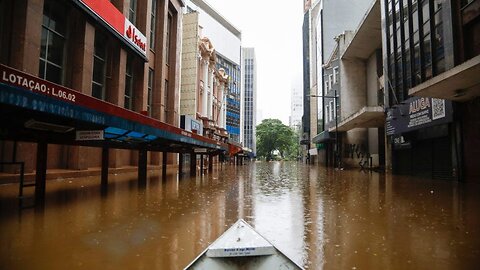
[
  {"xmin": 150, "ymin": 0, "xmax": 156, "ymax": 49},
  {"xmin": 39, "ymin": 0, "xmax": 67, "ymax": 85},
  {"xmin": 129, "ymin": 0, "xmax": 137, "ymax": 23},
  {"xmin": 329, "ymin": 101, "xmax": 334, "ymax": 122},
  {"xmin": 92, "ymin": 31, "xmax": 107, "ymax": 100},
  {"xmin": 164, "ymin": 79, "xmax": 169, "ymax": 120},
  {"xmin": 165, "ymin": 12, "xmax": 173, "ymax": 64},
  {"xmin": 147, "ymin": 68, "xmax": 154, "ymax": 116},
  {"xmin": 124, "ymin": 54, "xmax": 134, "ymax": 110},
  {"xmin": 333, "ymin": 67, "xmax": 339, "ymax": 84},
  {"xmin": 328, "ymin": 74, "xmax": 333, "ymax": 89}
]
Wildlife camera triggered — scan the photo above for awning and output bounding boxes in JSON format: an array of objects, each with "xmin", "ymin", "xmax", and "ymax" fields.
[
  {"xmin": 311, "ymin": 131, "xmax": 336, "ymax": 143},
  {"xmin": 0, "ymin": 64, "xmax": 228, "ymax": 153},
  {"xmin": 330, "ymin": 106, "xmax": 385, "ymax": 132},
  {"xmin": 408, "ymin": 55, "xmax": 480, "ymax": 102},
  {"xmin": 341, "ymin": 0, "xmax": 381, "ymax": 60}
]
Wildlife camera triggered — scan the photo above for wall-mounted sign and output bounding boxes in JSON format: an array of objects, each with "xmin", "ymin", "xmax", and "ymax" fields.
[
  {"xmin": 76, "ymin": 130, "xmax": 104, "ymax": 141},
  {"xmin": 78, "ymin": 0, "xmax": 147, "ymax": 57},
  {"xmin": 194, "ymin": 148, "xmax": 208, "ymax": 153},
  {"xmin": 386, "ymin": 97, "xmax": 453, "ymax": 136}
]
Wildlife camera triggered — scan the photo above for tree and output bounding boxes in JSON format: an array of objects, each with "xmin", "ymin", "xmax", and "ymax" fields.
[{"xmin": 256, "ymin": 119, "xmax": 298, "ymax": 161}]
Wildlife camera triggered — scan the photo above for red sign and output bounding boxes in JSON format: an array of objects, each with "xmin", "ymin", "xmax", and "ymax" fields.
[{"xmin": 79, "ymin": 0, "xmax": 147, "ymax": 56}]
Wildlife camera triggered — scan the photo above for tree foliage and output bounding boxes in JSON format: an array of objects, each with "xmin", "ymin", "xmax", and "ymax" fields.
[{"xmin": 256, "ymin": 119, "xmax": 299, "ymax": 160}]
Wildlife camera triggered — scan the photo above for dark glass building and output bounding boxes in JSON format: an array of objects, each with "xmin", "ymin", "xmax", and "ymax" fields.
[{"xmin": 382, "ymin": 0, "xmax": 480, "ymax": 180}]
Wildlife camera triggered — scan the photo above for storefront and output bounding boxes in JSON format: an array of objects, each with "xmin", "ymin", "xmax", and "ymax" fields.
[{"xmin": 386, "ymin": 97, "xmax": 458, "ymax": 180}]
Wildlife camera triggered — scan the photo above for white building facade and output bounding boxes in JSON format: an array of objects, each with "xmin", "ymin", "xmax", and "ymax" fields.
[{"xmin": 241, "ymin": 48, "xmax": 257, "ymax": 156}]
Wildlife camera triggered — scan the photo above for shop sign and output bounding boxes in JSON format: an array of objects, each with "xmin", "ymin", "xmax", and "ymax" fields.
[
  {"xmin": 76, "ymin": 130, "xmax": 104, "ymax": 141},
  {"xmin": 78, "ymin": 0, "xmax": 147, "ymax": 56},
  {"xmin": 386, "ymin": 97, "xmax": 453, "ymax": 136},
  {"xmin": 392, "ymin": 135, "xmax": 411, "ymax": 149},
  {"xmin": 1, "ymin": 65, "xmax": 78, "ymax": 104}
]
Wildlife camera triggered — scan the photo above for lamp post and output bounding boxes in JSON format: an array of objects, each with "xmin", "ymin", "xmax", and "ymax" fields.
[{"xmin": 310, "ymin": 90, "xmax": 340, "ymax": 169}]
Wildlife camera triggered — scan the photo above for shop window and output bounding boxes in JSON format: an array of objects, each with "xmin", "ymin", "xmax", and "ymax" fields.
[
  {"xmin": 165, "ymin": 11, "xmax": 172, "ymax": 64},
  {"xmin": 124, "ymin": 54, "xmax": 134, "ymax": 110},
  {"xmin": 92, "ymin": 30, "xmax": 107, "ymax": 100},
  {"xmin": 129, "ymin": 0, "xmax": 137, "ymax": 23},
  {"xmin": 147, "ymin": 68, "xmax": 154, "ymax": 116},
  {"xmin": 150, "ymin": 0, "xmax": 157, "ymax": 49},
  {"xmin": 39, "ymin": 0, "xmax": 67, "ymax": 85}
]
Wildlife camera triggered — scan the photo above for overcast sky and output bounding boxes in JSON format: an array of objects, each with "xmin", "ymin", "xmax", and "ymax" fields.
[{"xmin": 204, "ymin": 0, "xmax": 304, "ymax": 125}]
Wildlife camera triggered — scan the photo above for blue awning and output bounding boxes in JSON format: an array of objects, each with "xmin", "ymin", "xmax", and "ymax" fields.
[{"xmin": 0, "ymin": 81, "xmax": 227, "ymax": 152}]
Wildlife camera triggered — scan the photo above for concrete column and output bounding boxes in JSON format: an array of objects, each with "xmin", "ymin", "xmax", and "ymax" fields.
[
  {"xmin": 200, "ymin": 154, "xmax": 204, "ymax": 175},
  {"xmin": 107, "ymin": 46, "xmax": 127, "ymax": 106},
  {"xmin": 208, "ymin": 154, "xmax": 213, "ymax": 172},
  {"xmin": 218, "ymin": 84, "xmax": 224, "ymax": 127},
  {"xmin": 138, "ymin": 149, "xmax": 148, "ymax": 187},
  {"xmin": 208, "ymin": 70, "xmax": 214, "ymax": 119},
  {"xmin": 162, "ymin": 151, "xmax": 168, "ymax": 181},
  {"xmin": 35, "ymin": 141, "xmax": 47, "ymax": 207},
  {"xmin": 190, "ymin": 153, "xmax": 197, "ymax": 177},
  {"xmin": 202, "ymin": 60, "xmax": 209, "ymax": 117},
  {"xmin": 10, "ymin": 0, "xmax": 43, "ymax": 73},
  {"xmin": 178, "ymin": 153, "xmax": 184, "ymax": 176},
  {"xmin": 101, "ymin": 146, "xmax": 109, "ymax": 195},
  {"xmin": 223, "ymin": 95, "xmax": 227, "ymax": 129}
]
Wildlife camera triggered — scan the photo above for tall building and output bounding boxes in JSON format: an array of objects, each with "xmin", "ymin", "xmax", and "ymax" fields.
[
  {"xmin": 304, "ymin": 0, "xmax": 372, "ymax": 163},
  {"xmin": 290, "ymin": 86, "xmax": 303, "ymax": 131},
  {"xmin": 381, "ymin": 0, "xmax": 480, "ymax": 180},
  {"xmin": 0, "ymin": 0, "xmax": 185, "ymax": 172},
  {"xmin": 0, "ymin": 0, "xmax": 241, "ymax": 205},
  {"xmin": 185, "ymin": 0, "xmax": 242, "ymax": 144},
  {"xmin": 241, "ymin": 48, "xmax": 257, "ymax": 155}
]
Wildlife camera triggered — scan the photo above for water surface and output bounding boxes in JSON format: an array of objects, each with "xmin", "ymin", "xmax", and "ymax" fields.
[{"xmin": 1, "ymin": 161, "xmax": 479, "ymax": 269}]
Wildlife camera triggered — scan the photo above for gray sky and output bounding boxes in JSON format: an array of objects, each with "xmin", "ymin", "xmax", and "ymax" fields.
[{"xmin": 204, "ymin": 0, "xmax": 304, "ymax": 125}]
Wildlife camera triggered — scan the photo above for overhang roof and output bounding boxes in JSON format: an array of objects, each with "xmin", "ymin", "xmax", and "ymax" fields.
[
  {"xmin": 408, "ymin": 55, "xmax": 480, "ymax": 102},
  {"xmin": 312, "ymin": 131, "xmax": 336, "ymax": 144},
  {"xmin": 341, "ymin": 0, "xmax": 381, "ymax": 60},
  {"xmin": 329, "ymin": 106, "xmax": 385, "ymax": 132},
  {"xmin": 0, "ymin": 64, "xmax": 228, "ymax": 153}
]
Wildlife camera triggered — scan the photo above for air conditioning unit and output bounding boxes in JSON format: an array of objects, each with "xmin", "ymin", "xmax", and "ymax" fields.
[{"xmin": 24, "ymin": 119, "xmax": 74, "ymax": 133}]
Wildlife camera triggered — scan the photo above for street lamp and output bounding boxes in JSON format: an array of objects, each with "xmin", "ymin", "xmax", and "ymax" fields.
[{"xmin": 310, "ymin": 90, "xmax": 341, "ymax": 169}]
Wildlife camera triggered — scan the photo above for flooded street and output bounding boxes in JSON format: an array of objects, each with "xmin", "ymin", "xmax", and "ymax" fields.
[{"xmin": 1, "ymin": 161, "xmax": 480, "ymax": 269}]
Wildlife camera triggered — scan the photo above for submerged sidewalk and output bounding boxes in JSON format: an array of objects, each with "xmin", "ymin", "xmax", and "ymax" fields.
[{"xmin": 0, "ymin": 165, "xmax": 179, "ymax": 185}]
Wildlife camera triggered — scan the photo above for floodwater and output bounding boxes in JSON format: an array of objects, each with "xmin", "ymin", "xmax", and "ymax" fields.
[{"xmin": 1, "ymin": 161, "xmax": 479, "ymax": 270}]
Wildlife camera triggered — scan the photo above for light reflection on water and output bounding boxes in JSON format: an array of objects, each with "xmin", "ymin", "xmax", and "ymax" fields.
[{"xmin": 0, "ymin": 161, "xmax": 479, "ymax": 269}]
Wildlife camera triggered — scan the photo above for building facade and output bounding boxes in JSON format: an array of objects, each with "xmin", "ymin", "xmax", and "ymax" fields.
[
  {"xmin": 381, "ymin": 0, "xmax": 480, "ymax": 180},
  {"xmin": 180, "ymin": 12, "xmax": 228, "ymax": 143},
  {"xmin": 0, "ymin": 0, "xmax": 184, "ymax": 172},
  {"xmin": 290, "ymin": 86, "xmax": 304, "ymax": 131},
  {"xmin": 305, "ymin": 0, "xmax": 373, "ymax": 164},
  {"xmin": 185, "ymin": 0, "xmax": 242, "ymax": 144},
  {"xmin": 241, "ymin": 48, "xmax": 257, "ymax": 156}
]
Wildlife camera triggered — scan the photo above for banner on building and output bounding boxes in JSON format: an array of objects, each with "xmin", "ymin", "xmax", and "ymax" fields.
[
  {"xmin": 386, "ymin": 97, "xmax": 453, "ymax": 136},
  {"xmin": 76, "ymin": 0, "xmax": 147, "ymax": 58}
]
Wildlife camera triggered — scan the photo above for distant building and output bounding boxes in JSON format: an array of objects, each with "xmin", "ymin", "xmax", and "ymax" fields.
[
  {"xmin": 241, "ymin": 48, "xmax": 257, "ymax": 155},
  {"xmin": 290, "ymin": 87, "xmax": 303, "ymax": 131},
  {"xmin": 185, "ymin": 0, "xmax": 242, "ymax": 144}
]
